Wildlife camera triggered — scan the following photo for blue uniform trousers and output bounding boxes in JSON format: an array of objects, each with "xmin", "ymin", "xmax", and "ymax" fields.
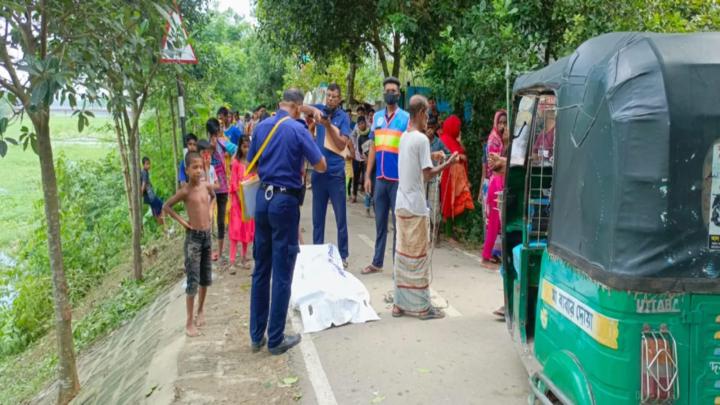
[
  {"xmin": 372, "ymin": 178, "xmax": 398, "ymax": 268},
  {"xmin": 311, "ymin": 171, "xmax": 349, "ymax": 259},
  {"xmin": 250, "ymin": 190, "xmax": 300, "ymax": 349}
]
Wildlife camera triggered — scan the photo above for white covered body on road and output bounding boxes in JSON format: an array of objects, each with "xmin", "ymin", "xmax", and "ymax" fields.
[{"xmin": 291, "ymin": 244, "xmax": 380, "ymax": 333}]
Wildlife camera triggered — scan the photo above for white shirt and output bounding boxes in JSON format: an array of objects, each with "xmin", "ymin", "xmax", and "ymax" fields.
[
  {"xmin": 205, "ymin": 165, "xmax": 217, "ymax": 185},
  {"xmin": 395, "ymin": 129, "xmax": 433, "ymax": 216}
]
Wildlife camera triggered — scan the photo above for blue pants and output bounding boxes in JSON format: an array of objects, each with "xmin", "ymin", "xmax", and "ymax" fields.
[
  {"xmin": 372, "ymin": 179, "xmax": 398, "ymax": 268},
  {"xmin": 311, "ymin": 171, "xmax": 349, "ymax": 259},
  {"xmin": 250, "ymin": 190, "xmax": 300, "ymax": 349}
]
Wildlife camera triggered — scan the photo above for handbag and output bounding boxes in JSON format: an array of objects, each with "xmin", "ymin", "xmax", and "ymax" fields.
[{"xmin": 239, "ymin": 117, "xmax": 290, "ymax": 220}]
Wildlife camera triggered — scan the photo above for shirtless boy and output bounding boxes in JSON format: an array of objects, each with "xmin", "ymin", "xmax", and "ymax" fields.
[{"xmin": 163, "ymin": 151, "xmax": 216, "ymax": 337}]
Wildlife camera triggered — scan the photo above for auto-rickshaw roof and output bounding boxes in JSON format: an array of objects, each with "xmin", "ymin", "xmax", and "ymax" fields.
[{"xmin": 514, "ymin": 32, "xmax": 720, "ymax": 292}]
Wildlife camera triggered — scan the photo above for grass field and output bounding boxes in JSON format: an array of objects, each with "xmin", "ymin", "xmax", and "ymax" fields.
[
  {"xmin": 0, "ymin": 114, "xmax": 115, "ymax": 254},
  {"xmin": 5, "ymin": 113, "xmax": 115, "ymax": 142}
]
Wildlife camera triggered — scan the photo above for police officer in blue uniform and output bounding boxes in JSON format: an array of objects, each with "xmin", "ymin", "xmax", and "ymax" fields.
[
  {"xmin": 248, "ymin": 88, "xmax": 327, "ymax": 355},
  {"xmin": 311, "ymin": 83, "xmax": 352, "ymax": 267}
]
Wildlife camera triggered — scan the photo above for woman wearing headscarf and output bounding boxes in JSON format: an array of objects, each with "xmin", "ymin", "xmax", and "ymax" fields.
[
  {"xmin": 482, "ymin": 110, "xmax": 507, "ymax": 188},
  {"xmin": 439, "ymin": 115, "xmax": 475, "ymax": 225},
  {"xmin": 481, "ymin": 110, "xmax": 508, "ymax": 266}
]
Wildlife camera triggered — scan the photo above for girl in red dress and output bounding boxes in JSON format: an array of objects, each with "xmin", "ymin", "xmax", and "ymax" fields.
[{"xmin": 228, "ymin": 137, "xmax": 255, "ymax": 272}]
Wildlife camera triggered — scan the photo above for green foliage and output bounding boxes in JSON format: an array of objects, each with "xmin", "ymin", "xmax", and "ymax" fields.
[
  {"xmin": 72, "ymin": 275, "xmax": 169, "ymax": 349},
  {"xmin": 256, "ymin": 0, "xmax": 375, "ymax": 62},
  {"xmin": 139, "ymin": 109, "xmax": 181, "ymax": 202},
  {"xmin": 282, "ymin": 55, "xmax": 384, "ymax": 104},
  {"xmin": 0, "ymin": 352, "xmax": 56, "ymax": 405},
  {"xmin": 256, "ymin": 0, "xmax": 472, "ymax": 78},
  {"xmin": 0, "ymin": 233, "xmax": 183, "ymax": 404},
  {"xmin": 185, "ymin": 9, "xmax": 286, "ymax": 114},
  {"xmin": 423, "ymin": 0, "xmax": 720, "ymax": 243},
  {"xmin": 0, "ymin": 153, "xmax": 133, "ymax": 357}
]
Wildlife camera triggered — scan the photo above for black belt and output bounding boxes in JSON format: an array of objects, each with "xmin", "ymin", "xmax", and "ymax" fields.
[{"xmin": 261, "ymin": 183, "xmax": 302, "ymax": 199}]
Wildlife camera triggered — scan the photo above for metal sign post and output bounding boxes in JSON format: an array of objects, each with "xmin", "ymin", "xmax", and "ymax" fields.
[
  {"xmin": 175, "ymin": 74, "xmax": 187, "ymax": 141},
  {"xmin": 159, "ymin": 3, "xmax": 197, "ymax": 144}
]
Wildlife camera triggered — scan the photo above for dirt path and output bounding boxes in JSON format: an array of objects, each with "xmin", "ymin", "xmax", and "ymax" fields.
[{"xmin": 171, "ymin": 269, "xmax": 301, "ymax": 404}]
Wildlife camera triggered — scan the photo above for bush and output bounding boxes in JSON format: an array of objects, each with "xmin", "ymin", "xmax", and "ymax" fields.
[{"xmin": 0, "ymin": 152, "xmax": 133, "ymax": 357}]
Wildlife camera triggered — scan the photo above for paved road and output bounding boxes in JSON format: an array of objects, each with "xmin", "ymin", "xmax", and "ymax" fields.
[{"xmin": 292, "ymin": 191, "xmax": 530, "ymax": 405}]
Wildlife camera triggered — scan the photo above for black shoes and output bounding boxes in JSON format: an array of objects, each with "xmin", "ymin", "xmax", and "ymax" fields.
[
  {"xmin": 268, "ymin": 334, "xmax": 301, "ymax": 355},
  {"xmin": 251, "ymin": 336, "xmax": 267, "ymax": 353}
]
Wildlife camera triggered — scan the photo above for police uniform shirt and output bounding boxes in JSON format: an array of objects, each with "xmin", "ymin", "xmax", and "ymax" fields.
[
  {"xmin": 312, "ymin": 104, "xmax": 352, "ymax": 174},
  {"xmin": 248, "ymin": 109, "xmax": 323, "ymax": 190}
]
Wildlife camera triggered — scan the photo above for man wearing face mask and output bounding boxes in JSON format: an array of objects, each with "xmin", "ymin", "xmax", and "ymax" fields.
[
  {"xmin": 310, "ymin": 83, "xmax": 353, "ymax": 267},
  {"xmin": 248, "ymin": 88, "xmax": 327, "ymax": 355},
  {"xmin": 362, "ymin": 77, "xmax": 410, "ymax": 275}
]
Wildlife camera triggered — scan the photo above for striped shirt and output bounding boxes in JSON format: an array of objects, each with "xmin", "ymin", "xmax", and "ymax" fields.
[{"xmin": 369, "ymin": 107, "xmax": 410, "ymax": 181}]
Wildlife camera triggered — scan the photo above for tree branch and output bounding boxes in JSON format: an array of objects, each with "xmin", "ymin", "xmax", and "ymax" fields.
[
  {"xmin": 40, "ymin": 0, "xmax": 48, "ymax": 59},
  {"xmin": 391, "ymin": 31, "xmax": 401, "ymax": 78},
  {"xmin": 370, "ymin": 27, "xmax": 390, "ymax": 78},
  {"xmin": 13, "ymin": 10, "xmax": 36, "ymax": 57},
  {"xmin": 0, "ymin": 76, "xmax": 19, "ymax": 94},
  {"xmin": 0, "ymin": 38, "xmax": 29, "ymax": 106}
]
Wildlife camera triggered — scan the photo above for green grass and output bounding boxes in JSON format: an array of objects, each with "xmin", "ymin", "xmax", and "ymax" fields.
[
  {"xmin": 0, "ymin": 235, "xmax": 184, "ymax": 404},
  {"xmin": 5, "ymin": 113, "xmax": 114, "ymax": 142},
  {"xmin": 0, "ymin": 114, "xmax": 114, "ymax": 253}
]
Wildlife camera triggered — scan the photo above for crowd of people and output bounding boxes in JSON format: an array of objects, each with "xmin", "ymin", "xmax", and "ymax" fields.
[{"xmin": 148, "ymin": 76, "xmax": 513, "ymax": 353}]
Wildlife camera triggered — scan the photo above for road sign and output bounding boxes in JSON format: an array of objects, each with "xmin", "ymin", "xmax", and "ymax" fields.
[{"xmin": 159, "ymin": 5, "xmax": 197, "ymax": 64}]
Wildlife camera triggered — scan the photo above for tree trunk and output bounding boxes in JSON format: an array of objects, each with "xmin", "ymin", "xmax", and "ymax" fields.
[
  {"xmin": 156, "ymin": 108, "xmax": 163, "ymax": 161},
  {"xmin": 544, "ymin": 40, "xmax": 552, "ymax": 66},
  {"xmin": 371, "ymin": 28, "xmax": 390, "ymax": 78},
  {"xmin": 391, "ymin": 31, "xmax": 401, "ymax": 79},
  {"xmin": 113, "ymin": 115, "xmax": 134, "ymax": 232},
  {"xmin": 345, "ymin": 59, "xmax": 358, "ymax": 106},
  {"xmin": 32, "ymin": 109, "xmax": 80, "ymax": 404},
  {"xmin": 169, "ymin": 95, "xmax": 179, "ymax": 192},
  {"xmin": 126, "ymin": 109, "xmax": 143, "ymax": 280}
]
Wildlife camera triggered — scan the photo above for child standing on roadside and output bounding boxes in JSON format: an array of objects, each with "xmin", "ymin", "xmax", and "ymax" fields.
[
  {"xmin": 228, "ymin": 136, "xmax": 255, "ymax": 273},
  {"xmin": 163, "ymin": 152, "xmax": 216, "ymax": 337},
  {"xmin": 481, "ymin": 156, "xmax": 505, "ymax": 266},
  {"xmin": 141, "ymin": 156, "xmax": 165, "ymax": 226}
]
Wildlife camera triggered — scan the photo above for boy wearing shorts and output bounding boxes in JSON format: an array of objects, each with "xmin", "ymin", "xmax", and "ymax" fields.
[
  {"xmin": 163, "ymin": 151, "xmax": 216, "ymax": 337},
  {"xmin": 141, "ymin": 156, "xmax": 164, "ymax": 225}
]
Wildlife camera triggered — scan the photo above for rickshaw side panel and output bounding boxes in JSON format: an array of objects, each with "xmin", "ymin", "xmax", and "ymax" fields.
[
  {"xmin": 534, "ymin": 253, "xmax": 695, "ymax": 404},
  {"xmin": 687, "ymin": 295, "xmax": 720, "ymax": 404},
  {"xmin": 541, "ymin": 349, "xmax": 595, "ymax": 405}
]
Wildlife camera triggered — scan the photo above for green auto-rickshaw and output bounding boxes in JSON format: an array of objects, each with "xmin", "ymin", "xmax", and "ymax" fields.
[{"xmin": 501, "ymin": 32, "xmax": 720, "ymax": 404}]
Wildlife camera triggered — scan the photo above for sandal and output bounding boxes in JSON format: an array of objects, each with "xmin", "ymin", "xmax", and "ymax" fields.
[
  {"xmin": 361, "ymin": 265, "xmax": 382, "ymax": 275},
  {"xmin": 480, "ymin": 258, "xmax": 500, "ymax": 269},
  {"xmin": 391, "ymin": 306, "xmax": 404, "ymax": 318},
  {"xmin": 419, "ymin": 307, "xmax": 446, "ymax": 320}
]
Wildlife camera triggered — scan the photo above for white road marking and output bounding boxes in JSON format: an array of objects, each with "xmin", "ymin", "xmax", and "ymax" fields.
[
  {"xmin": 429, "ymin": 288, "xmax": 462, "ymax": 317},
  {"xmin": 453, "ymin": 247, "xmax": 482, "ymax": 263},
  {"xmin": 291, "ymin": 314, "xmax": 339, "ymax": 405},
  {"xmin": 358, "ymin": 233, "xmax": 375, "ymax": 249}
]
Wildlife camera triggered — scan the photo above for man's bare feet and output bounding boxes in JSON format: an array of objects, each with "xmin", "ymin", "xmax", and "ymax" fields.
[
  {"xmin": 186, "ymin": 324, "xmax": 200, "ymax": 337},
  {"xmin": 195, "ymin": 311, "xmax": 206, "ymax": 327}
]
